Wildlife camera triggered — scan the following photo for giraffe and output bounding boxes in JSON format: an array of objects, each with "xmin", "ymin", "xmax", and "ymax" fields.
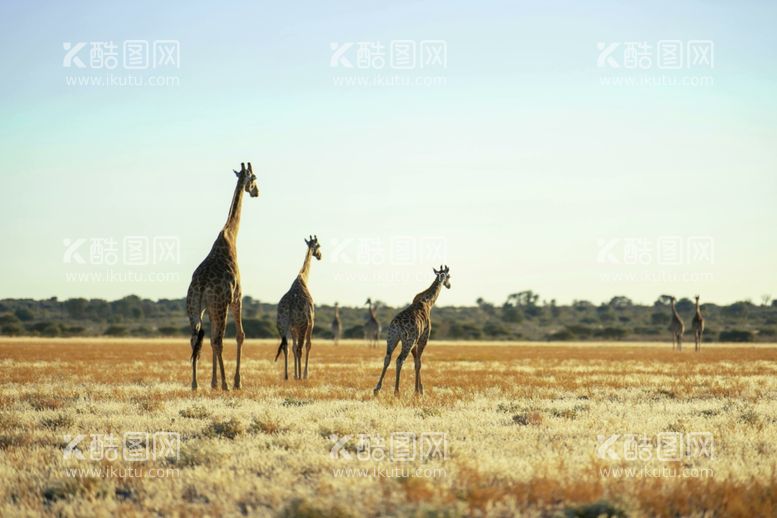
[
  {"xmin": 364, "ymin": 298, "xmax": 381, "ymax": 348},
  {"xmin": 331, "ymin": 302, "xmax": 342, "ymax": 346},
  {"xmin": 274, "ymin": 235, "xmax": 322, "ymax": 380},
  {"xmin": 373, "ymin": 265, "xmax": 451, "ymax": 397},
  {"xmin": 669, "ymin": 296, "xmax": 685, "ymax": 351},
  {"xmin": 187, "ymin": 162, "xmax": 259, "ymax": 391},
  {"xmin": 692, "ymin": 295, "xmax": 704, "ymax": 352}
]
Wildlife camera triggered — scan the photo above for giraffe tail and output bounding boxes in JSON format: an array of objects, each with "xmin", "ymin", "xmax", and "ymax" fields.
[
  {"xmin": 191, "ymin": 328, "xmax": 205, "ymax": 362},
  {"xmin": 274, "ymin": 336, "xmax": 287, "ymax": 362}
]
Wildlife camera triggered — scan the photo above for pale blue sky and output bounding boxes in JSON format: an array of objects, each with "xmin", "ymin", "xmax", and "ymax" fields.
[{"xmin": 0, "ymin": 0, "xmax": 775, "ymax": 306}]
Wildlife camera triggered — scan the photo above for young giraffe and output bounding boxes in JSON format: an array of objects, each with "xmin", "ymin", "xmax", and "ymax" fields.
[
  {"xmin": 187, "ymin": 162, "xmax": 259, "ymax": 391},
  {"xmin": 274, "ymin": 236, "xmax": 322, "ymax": 380},
  {"xmin": 692, "ymin": 295, "xmax": 704, "ymax": 352},
  {"xmin": 331, "ymin": 302, "xmax": 342, "ymax": 346},
  {"xmin": 669, "ymin": 296, "xmax": 685, "ymax": 351},
  {"xmin": 373, "ymin": 265, "xmax": 451, "ymax": 397},
  {"xmin": 364, "ymin": 298, "xmax": 381, "ymax": 348}
]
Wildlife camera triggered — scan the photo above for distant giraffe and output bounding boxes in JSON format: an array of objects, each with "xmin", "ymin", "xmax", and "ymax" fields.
[
  {"xmin": 373, "ymin": 265, "xmax": 451, "ymax": 397},
  {"xmin": 187, "ymin": 162, "xmax": 259, "ymax": 391},
  {"xmin": 669, "ymin": 296, "xmax": 685, "ymax": 351},
  {"xmin": 274, "ymin": 236, "xmax": 322, "ymax": 379},
  {"xmin": 364, "ymin": 298, "xmax": 381, "ymax": 348},
  {"xmin": 692, "ymin": 295, "xmax": 704, "ymax": 352},
  {"xmin": 331, "ymin": 302, "xmax": 342, "ymax": 346}
]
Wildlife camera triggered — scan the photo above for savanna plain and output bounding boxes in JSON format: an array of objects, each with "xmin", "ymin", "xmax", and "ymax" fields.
[{"xmin": 1, "ymin": 338, "xmax": 776, "ymax": 517}]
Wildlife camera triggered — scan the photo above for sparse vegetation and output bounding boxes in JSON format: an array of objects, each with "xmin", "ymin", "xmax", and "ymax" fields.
[{"xmin": 1, "ymin": 337, "xmax": 776, "ymax": 516}]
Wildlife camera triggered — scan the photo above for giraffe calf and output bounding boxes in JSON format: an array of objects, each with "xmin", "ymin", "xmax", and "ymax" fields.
[{"xmin": 374, "ymin": 265, "xmax": 451, "ymax": 396}]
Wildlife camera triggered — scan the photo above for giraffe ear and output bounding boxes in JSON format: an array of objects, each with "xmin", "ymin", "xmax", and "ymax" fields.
[
  {"xmin": 233, "ymin": 169, "xmax": 240, "ymax": 177},
  {"xmin": 433, "ymin": 267, "xmax": 440, "ymax": 275}
]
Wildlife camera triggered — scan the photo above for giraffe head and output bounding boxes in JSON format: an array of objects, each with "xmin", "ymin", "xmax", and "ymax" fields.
[
  {"xmin": 434, "ymin": 265, "xmax": 451, "ymax": 289},
  {"xmin": 305, "ymin": 235, "xmax": 322, "ymax": 260},
  {"xmin": 233, "ymin": 162, "xmax": 259, "ymax": 198},
  {"xmin": 694, "ymin": 294, "xmax": 700, "ymax": 302},
  {"xmin": 365, "ymin": 298, "xmax": 372, "ymax": 306}
]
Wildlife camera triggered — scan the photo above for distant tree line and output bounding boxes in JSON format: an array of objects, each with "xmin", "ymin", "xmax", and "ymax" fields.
[{"xmin": 1, "ymin": 293, "xmax": 776, "ymax": 342}]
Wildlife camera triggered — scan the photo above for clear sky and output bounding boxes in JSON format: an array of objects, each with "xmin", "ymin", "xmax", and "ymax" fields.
[{"xmin": 0, "ymin": 0, "xmax": 775, "ymax": 307}]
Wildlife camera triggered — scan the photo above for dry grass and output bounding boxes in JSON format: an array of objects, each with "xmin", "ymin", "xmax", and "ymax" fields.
[{"xmin": 1, "ymin": 338, "xmax": 776, "ymax": 517}]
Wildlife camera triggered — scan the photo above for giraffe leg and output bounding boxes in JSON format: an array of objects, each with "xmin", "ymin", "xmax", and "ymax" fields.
[
  {"xmin": 293, "ymin": 335, "xmax": 301, "ymax": 380},
  {"xmin": 374, "ymin": 333, "xmax": 400, "ymax": 395},
  {"xmin": 211, "ymin": 346, "xmax": 218, "ymax": 389},
  {"xmin": 190, "ymin": 327, "xmax": 204, "ymax": 391},
  {"xmin": 210, "ymin": 306, "xmax": 229, "ymax": 391},
  {"xmin": 290, "ymin": 335, "xmax": 296, "ymax": 380},
  {"xmin": 677, "ymin": 334, "xmax": 682, "ymax": 352},
  {"xmin": 280, "ymin": 335, "xmax": 289, "ymax": 380},
  {"xmin": 303, "ymin": 325, "xmax": 312, "ymax": 379},
  {"xmin": 412, "ymin": 347, "xmax": 421, "ymax": 395},
  {"xmin": 414, "ymin": 327, "xmax": 430, "ymax": 396},
  {"xmin": 231, "ymin": 295, "xmax": 245, "ymax": 389},
  {"xmin": 394, "ymin": 339, "xmax": 413, "ymax": 396}
]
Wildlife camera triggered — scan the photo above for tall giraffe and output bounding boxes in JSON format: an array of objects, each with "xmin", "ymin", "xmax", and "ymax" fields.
[
  {"xmin": 331, "ymin": 302, "xmax": 342, "ymax": 346},
  {"xmin": 274, "ymin": 235, "xmax": 322, "ymax": 380},
  {"xmin": 373, "ymin": 265, "xmax": 451, "ymax": 397},
  {"xmin": 669, "ymin": 296, "xmax": 685, "ymax": 351},
  {"xmin": 692, "ymin": 295, "xmax": 704, "ymax": 352},
  {"xmin": 364, "ymin": 298, "xmax": 381, "ymax": 348},
  {"xmin": 187, "ymin": 162, "xmax": 259, "ymax": 391}
]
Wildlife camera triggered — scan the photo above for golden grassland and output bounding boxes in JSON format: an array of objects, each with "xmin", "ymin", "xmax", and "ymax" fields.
[{"xmin": 1, "ymin": 338, "xmax": 777, "ymax": 517}]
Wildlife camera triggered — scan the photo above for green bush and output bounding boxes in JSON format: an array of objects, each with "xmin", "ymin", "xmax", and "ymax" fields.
[
  {"xmin": 104, "ymin": 325, "xmax": 128, "ymax": 337},
  {"xmin": 27, "ymin": 322, "xmax": 61, "ymax": 337},
  {"xmin": 719, "ymin": 329, "xmax": 754, "ymax": 342},
  {"xmin": 1, "ymin": 323, "xmax": 23, "ymax": 336}
]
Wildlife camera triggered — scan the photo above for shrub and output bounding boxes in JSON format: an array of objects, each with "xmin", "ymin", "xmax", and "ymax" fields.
[
  {"xmin": 719, "ymin": 329, "xmax": 754, "ymax": 342},
  {"xmin": 595, "ymin": 327, "xmax": 627, "ymax": 340},
  {"xmin": 14, "ymin": 308, "xmax": 34, "ymax": 322},
  {"xmin": 1, "ymin": 323, "xmax": 23, "ymax": 336},
  {"xmin": 27, "ymin": 322, "xmax": 61, "ymax": 337},
  {"xmin": 104, "ymin": 325, "xmax": 128, "ymax": 336},
  {"xmin": 547, "ymin": 329, "xmax": 575, "ymax": 341},
  {"xmin": 205, "ymin": 417, "xmax": 244, "ymax": 439},
  {"xmin": 343, "ymin": 325, "xmax": 364, "ymax": 339}
]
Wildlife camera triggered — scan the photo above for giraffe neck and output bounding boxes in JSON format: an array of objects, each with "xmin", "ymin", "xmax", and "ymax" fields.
[
  {"xmin": 223, "ymin": 178, "xmax": 245, "ymax": 238},
  {"xmin": 369, "ymin": 304, "xmax": 377, "ymax": 319},
  {"xmin": 415, "ymin": 278, "xmax": 443, "ymax": 308},
  {"xmin": 299, "ymin": 247, "xmax": 313, "ymax": 283},
  {"xmin": 695, "ymin": 300, "xmax": 702, "ymax": 317},
  {"xmin": 671, "ymin": 300, "xmax": 681, "ymax": 321},
  {"xmin": 334, "ymin": 306, "xmax": 340, "ymax": 319}
]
